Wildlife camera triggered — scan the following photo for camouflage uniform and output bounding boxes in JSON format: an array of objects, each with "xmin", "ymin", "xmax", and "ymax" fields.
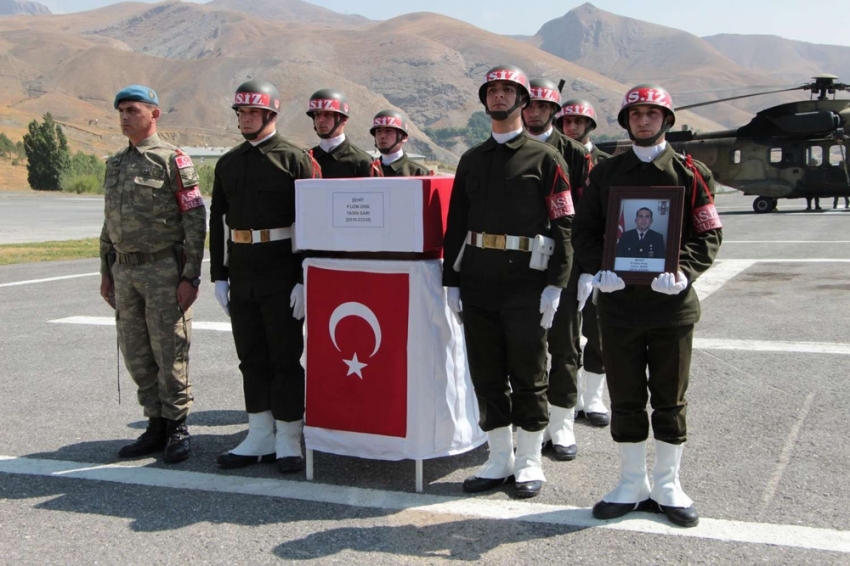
[{"xmin": 100, "ymin": 133, "xmax": 206, "ymax": 421}]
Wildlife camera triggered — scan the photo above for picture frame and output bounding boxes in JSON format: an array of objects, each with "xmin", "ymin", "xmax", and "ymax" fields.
[{"xmin": 602, "ymin": 186, "xmax": 685, "ymax": 285}]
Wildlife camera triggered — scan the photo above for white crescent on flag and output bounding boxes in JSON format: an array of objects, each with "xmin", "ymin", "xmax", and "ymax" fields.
[{"xmin": 328, "ymin": 302, "xmax": 382, "ymax": 379}]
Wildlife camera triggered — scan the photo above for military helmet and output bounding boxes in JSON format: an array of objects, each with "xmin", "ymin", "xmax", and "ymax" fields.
[
  {"xmin": 370, "ymin": 109, "xmax": 409, "ymax": 136},
  {"xmin": 528, "ymin": 78, "xmax": 561, "ymax": 110},
  {"xmin": 306, "ymin": 88, "xmax": 350, "ymax": 118},
  {"xmin": 478, "ymin": 64, "xmax": 531, "ymax": 106},
  {"xmin": 617, "ymin": 84, "xmax": 675, "ymax": 129},
  {"xmin": 557, "ymin": 98, "xmax": 598, "ymax": 131},
  {"xmin": 231, "ymin": 80, "xmax": 281, "ymax": 113}
]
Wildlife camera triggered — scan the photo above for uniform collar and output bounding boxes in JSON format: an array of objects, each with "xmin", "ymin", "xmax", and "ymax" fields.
[
  {"xmin": 483, "ymin": 130, "xmax": 527, "ymax": 151},
  {"xmin": 319, "ymin": 134, "xmax": 345, "ymax": 153},
  {"xmin": 623, "ymin": 142, "xmax": 675, "ymax": 171},
  {"xmin": 526, "ymin": 127, "xmax": 553, "ymax": 143},
  {"xmin": 131, "ymin": 133, "xmax": 161, "ymax": 153},
  {"xmin": 381, "ymin": 149, "xmax": 404, "ymax": 165}
]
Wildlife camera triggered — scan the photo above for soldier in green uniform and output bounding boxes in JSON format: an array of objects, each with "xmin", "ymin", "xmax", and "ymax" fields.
[
  {"xmin": 522, "ymin": 78, "xmax": 589, "ymax": 461},
  {"xmin": 306, "ymin": 89, "xmax": 382, "ymax": 178},
  {"xmin": 443, "ymin": 65, "xmax": 574, "ymax": 499},
  {"xmin": 556, "ymin": 99, "xmax": 612, "ymax": 428},
  {"xmin": 99, "ymin": 85, "xmax": 206, "ymax": 464},
  {"xmin": 572, "ymin": 84, "xmax": 722, "ymax": 528},
  {"xmin": 210, "ymin": 80, "xmax": 320, "ymax": 474},
  {"xmin": 369, "ymin": 109, "xmax": 432, "ymax": 177}
]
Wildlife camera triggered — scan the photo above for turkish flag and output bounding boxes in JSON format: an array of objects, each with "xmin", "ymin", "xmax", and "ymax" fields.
[
  {"xmin": 617, "ymin": 209, "xmax": 625, "ymax": 242},
  {"xmin": 305, "ymin": 266, "xmax": 410, "ymax": 437}
]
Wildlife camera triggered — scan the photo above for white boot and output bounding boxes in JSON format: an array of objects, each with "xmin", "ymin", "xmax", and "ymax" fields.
[
  {"xmin": 575, "ymin": 370, "xmax": 586, "ymax": 413},
  {"xmin": 548, "ymin": 405, "xmax": 577, "ymax": 460},
  {"xmin": 583, "ymin": 371, "xmax": 609, "ymax": 415},
  {"xmin": 275, "ymin": 419, "xmax": 303, "ymax": 459},
  {"xmin": 230, "ymin": 411, "xmax": 275, "ymax": 456},
  {"xmin": 514, "ymin": 428, "xmax": 546, "ymax": 483},
  {"xmin": 603, "ymin": 441, "xmax": 651, "ymax": 503},
  {"xmin": 650, "ymin": 441, "xmax": 693, "ymax": 507},
  {"xmin": 475, "ymin": 426, "xmax": 515, "ymax": 479}
]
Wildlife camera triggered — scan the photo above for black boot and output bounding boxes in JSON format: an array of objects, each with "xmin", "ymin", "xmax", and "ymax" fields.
[
  {"xmin": 163, "ymin": 418, "xmax": 191, "ymax": 464},
  {"xmin": 118, "ymin": 417, "xmax": 168, "ymax": 458}
]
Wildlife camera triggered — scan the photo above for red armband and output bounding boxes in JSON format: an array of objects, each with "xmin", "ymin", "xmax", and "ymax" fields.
[
  {"xmin": 693, "ymin": 203, "xmax": 722, "ymax": 233},
  {"xmin": 176, "ymin": 187, "xmax": 203, "ymax": 212},
  {"xmin": 546, "ymin": 163, "xmax": 575, "ymax": 219}
]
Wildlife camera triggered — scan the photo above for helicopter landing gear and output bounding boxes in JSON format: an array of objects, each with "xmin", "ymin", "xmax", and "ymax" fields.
[{"xmin": 753, "ymin": 196, "xmax": 777, "ymax": 213}]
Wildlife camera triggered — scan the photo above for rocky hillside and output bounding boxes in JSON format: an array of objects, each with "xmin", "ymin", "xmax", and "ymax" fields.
[{"xmin": 0, "ymin": 0, "xmax": 49, "ymax": 16}]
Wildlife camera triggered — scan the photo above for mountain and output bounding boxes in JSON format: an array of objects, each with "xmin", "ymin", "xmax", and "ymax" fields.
[
  {"xmin": 207, "ymin": 0, "xmax": 371, "ymax": 28},
  {"xmin": 0, "ymin": 0, "xmax": 49, "ymax": 16},
  {"xmin": 529, "ymin": 2, "xmax": 807, "ymax": 128},
  {"xmin": 703, "ymin": 34, "xmax": 850, "ymax": 84}
]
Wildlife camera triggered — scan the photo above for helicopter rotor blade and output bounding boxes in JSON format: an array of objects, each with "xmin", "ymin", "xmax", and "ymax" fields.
[{"xmin": 675, "ymin": 86, "xmax": 804, "ymax": 111}]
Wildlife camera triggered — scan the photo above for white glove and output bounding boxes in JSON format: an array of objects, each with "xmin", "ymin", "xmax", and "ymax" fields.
[
  {"xmin": 539, "ymin": 285, "xmax": 562, "ymax": 329},
  {"xmin": 577, "ymin": 273, "xmax": 594, "ymax": 311},
  {"xmin": 650, "ymin": 271, "xmax": 688, "ymax": 295},
  {"xmin": 290, "ymin": 283, "xmax": 305, "ymax": 320},
  {"xmin": 446, "ymin": 287, "xmax": 462, "ymax": 325},
  {"xmin": 592, "ymin": 270, "xmax": 626, "ymax": 293},
  {"xmin": 214, "ymin": 280, "xmax": 230, "ymax": 316}
]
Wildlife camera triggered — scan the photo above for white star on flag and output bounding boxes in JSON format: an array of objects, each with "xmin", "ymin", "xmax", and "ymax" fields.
[{"xmin": 343, "ymin": 353, "xmax": 367, "ymax": 379}]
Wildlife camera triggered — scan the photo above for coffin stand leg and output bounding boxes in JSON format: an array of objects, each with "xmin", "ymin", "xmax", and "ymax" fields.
[
  {"xmin": 415, "ymin": 459, "xmax": 424, "ymax": 493},
  {"xmin": 306, "ymin": 448, "xmax": 314, "ymax": 481}
]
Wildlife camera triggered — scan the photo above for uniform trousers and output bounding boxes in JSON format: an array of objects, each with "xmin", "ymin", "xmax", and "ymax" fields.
[
  {"xmin": 113, "ymin": 256, "xmax": 192, "ymax": 421},
  {"xmin": 599, "ymin": 324, "xmax": 693, "ymax": 445},
  {"xmin": 580, "ymin": 299, "xmax": 605, "ymax": 374},
  {"xmin": 230, "ymin": 279, "xmax": 304, "ymax": 422},
  {"xmin": 462, "ymin": 303, "xmax": 549, "ymax": 432},
  {"xmin": 547, "ymin": 288, "xmax": 579, "ymax": 409}
]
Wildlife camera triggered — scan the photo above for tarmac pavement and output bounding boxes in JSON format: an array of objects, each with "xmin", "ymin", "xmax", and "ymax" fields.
[{"xmin": 0, "ymin": 192, "xmax": 849, "ymax": 564}]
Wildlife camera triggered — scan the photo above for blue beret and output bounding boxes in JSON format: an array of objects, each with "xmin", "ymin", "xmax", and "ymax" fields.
[{"xmin": 114, "ymin": 85, "xmax": 159, "ymax": 109}]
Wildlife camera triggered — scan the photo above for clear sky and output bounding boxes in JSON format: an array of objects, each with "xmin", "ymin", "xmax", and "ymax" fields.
[{"xmin": 38, "ymin": 0, "xmax": 850, "ymax": 47}]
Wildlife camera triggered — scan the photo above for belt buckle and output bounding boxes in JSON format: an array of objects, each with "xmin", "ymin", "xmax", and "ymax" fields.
[
  {"xmin": 260, "ymin": 229, "xmax": 270, "ymax": 243},
  {"xmin": 482, "ymin": 233, "xmax": 506, "ymax": 250},
  {"xmin": 233, "ymin": 230, "xmax": 251, "ymax": 244}
]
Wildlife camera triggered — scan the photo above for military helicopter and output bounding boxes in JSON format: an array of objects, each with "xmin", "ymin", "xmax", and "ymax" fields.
[{"xmin": 598, "ymin": 75, "xmax": 850, "ymax": 213}]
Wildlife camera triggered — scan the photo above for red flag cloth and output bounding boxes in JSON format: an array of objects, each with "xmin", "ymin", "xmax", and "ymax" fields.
[
  {"xmin": 617, "ymin": 209, "xmax": 625, "ymax": 242},
  {"xmin": 305, "ymin": 266, "xmax": 410, "ymax": 437}
]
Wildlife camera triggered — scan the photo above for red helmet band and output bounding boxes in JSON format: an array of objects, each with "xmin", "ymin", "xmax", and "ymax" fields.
[
  {"xmin": 373, "ymin": 116, "xmax": 403, "ymax": 129},
  {"xmin": 308, "ymin": 98, "xmax": 348, "ymax": 113},
  {"xmin": 621, "ymin": 87, "xmax": 672, "ymax": 110},
  {"xmin": 234, "ymin": 92, "xmax": 275, "ymax": 108},
  {"xmin": 529, "ymin": 87, "xmax": 559, "ymax": 104}
]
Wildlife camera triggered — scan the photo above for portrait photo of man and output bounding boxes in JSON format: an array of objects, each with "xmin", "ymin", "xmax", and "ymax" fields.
[{"xmin": 613, "ymin": 200, "xmax": 669, "ymax": 273}]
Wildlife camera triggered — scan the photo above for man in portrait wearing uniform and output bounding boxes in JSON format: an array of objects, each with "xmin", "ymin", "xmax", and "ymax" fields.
[
  {"xmin": 99, "ymin": 85, "xmax": 206, "ymax": 464},
  {"xmin": 443, "ymin": 64, "xmax": 574, "ymax": 498},
  {"xmin": 210, "ymin": 80, "xmax": 320, "ymax": 474},
  {"xmin": 572, "ymin": 84, "xmax": 722, "ymax": 528},
  {"xmin": 521, "ymin": 78, "xmax": 588, "ymax": 461},
  {"xmin": 370, "ymin": 109, "xmax": 432, "ymax": 177},
  {"xmin": 556, "ymin": 99, "xmax": 611, "ymax": 429},
  {"xmin": 616, "ymin": 207, "xmax": 666, "ymax": 258},
  {"xmin": 307, "ymin": 89, "xmax": 382, "ymax": 178}
]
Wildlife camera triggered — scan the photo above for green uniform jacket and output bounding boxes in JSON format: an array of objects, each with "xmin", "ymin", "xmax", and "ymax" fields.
[
  {"xmin": 209, "ymin": 133, "xmax": 318, "ymax": 291},
  {"xmin": 311, "ymin": 138, "xmax": 379, "ymax": 178},
  {"xmin": 572, "ymin": 144, "xmax": 722, "ymax": 328},
  {"xmin": 442, "ymin": 132, "xmax": 573, "ymax": 309},
  {"xmin": 99, "ymin": 133, "xmax": 206, "ymax": 279},
  {"xmin": 380, "ymin": 153, "xmax": 431, "ymax": 177},
  {"xmin": 589, "ymin": 144, "xmax": 611, "ymax": 165}
]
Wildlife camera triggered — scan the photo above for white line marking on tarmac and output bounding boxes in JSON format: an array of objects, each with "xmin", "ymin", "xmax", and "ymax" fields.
[
  {"xmin": 0, "ymin": 272, "xmax": 99, "ymax": 288},
  {"xmin": 0, "ymin": 455, "xmax": 847, "ymax": 554},
  {"xmin": 693, "ymin": 260, "xmax": 754, "ymax": 300},
  {"xmin": 50, "ymin": 316, "xmax": 231, "ymax": 332},
  {"xmin": 694, "ymin": 339, "xmax": 850, "ymax": 356},
  {"xmin": 759, "ymin": 392, "xmax": 815, "ymax": 519}
]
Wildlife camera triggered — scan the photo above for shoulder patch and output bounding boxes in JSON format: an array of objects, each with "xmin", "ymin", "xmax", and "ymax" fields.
[{"xmin": 175, "ymin": 155, "xmax": 194, "ymax": 169}]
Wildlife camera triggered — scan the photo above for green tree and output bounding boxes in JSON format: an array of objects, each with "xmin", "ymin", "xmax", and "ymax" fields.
[
  {"xmin": 23, "ymin": 113, "xmax": 70, "ymax": 191},
  {"xmin": 0, "ymin": 133, "xmax": 14, "ymax": 159},
  {"xmin": 197, "ymin": 164, "xmax": 215, "ymax": 196},
  {"xmin": 61, "ymin": 151, "xmax": 107, "ymax": 194},
  {"xmin": 465, "ymin": 112, "xmax": 491, "ymax": 145}
]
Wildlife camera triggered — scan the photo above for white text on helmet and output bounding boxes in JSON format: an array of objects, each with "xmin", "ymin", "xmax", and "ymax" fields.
[
  {"xmin": 373, "ymin": 116, "xmax": 402, "ymax": 128},
  {"xmin": 309, "ymin": 99, "xmax": 341, "ymax": 111},
  {"xmin": 530, "ymin": 88, "xmax": 559, "ymax": 102},
  {"xmin": 234, "ymin": 92, "xmax": 271, "ymax": 106},
  {"xmin": 487, "ymin": 70, "xmax": 525, "ymax": 85},
  {"xmin": 623, "ymin": 88, "xmax": 670, "ymax": 108}
]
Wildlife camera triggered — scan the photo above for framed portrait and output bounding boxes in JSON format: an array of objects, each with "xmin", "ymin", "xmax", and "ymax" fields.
[{"xmin": 602, "ymin": 187, "xmax": 685, "ymax": 285}]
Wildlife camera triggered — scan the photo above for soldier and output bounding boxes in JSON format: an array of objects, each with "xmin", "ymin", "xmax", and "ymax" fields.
[
  {"xmin": 99, "ymin": 85, "xmax": 206, "ymax": 464},
  {"xmin": 556, "ymin": 98, "xmax": 611, "ymax": 428},
  {"xmin": 369, "ymin": 109, "xmax": 431, "ymax": 177},
  {"xmin": 572, "ymin": 84, "xmax": 722, "ymax": 528},
  {"xmin": 307, "ymin": 88, "xmax": 382, "ymax": 178},
  {"xmin": 210, "ymin": 80, "xmax": 320, "ymax": 474},
  {"xmin": 443, "ymin": 64, "xmax": 574, "ymax": 498},
  {"xmin": 521, "ymin": 78, "xmax": 589, "ymax": 461}
]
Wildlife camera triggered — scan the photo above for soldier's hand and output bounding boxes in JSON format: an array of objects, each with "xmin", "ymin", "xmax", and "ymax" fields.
[
  {"xmin": 650, "ymin": 271, "xmax": 688, "ymax": 295},
  {"xmin": 177, "ymin": 280, "xmax": 199, "ymax": 312},
  {"xmin": 539, "ymin": 285, "xmax": 562, "ymax": 329},
  {"xmin": 290, "ymin": 283, "xmax": 305, "ymax": 320},
  {"xmin": 214, "ymin": 280, "xmax": 230, "ymax": 316},
  {"xmin": 592, "ymin": 270, "xmax": 625, "ymax": 293},
  {"xmin": 446, "ymin": 287, "xmax": 462, "ymax": 325},
  {"xmin": 577, "ymin": 273, "xmax": 594, "ymax": 311},
  {"xmin": 100, "ymin": 274, "xmax": 116, "ymax": 309}
]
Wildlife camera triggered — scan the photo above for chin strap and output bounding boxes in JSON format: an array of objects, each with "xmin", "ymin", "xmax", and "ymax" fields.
[
  {"xmin": 239, "ymin": 110, "xmax": 276, "ymax": 141},
  {"xmin": 315, "ymin": 114, "xmax": 345, "ymax": 139},
  {"xmin": 487, "ymin": 95, "xmax": 527, "ymax": 122},
  {"xmin": 629, "ymin": 116, "xmax": 674, "ymax": 147},
  {"xmin": 375, "ymin": 131, "xmax": 405, "ymax": 155}
]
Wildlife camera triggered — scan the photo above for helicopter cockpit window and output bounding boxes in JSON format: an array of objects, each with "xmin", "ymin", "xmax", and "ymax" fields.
[
  {"xmin": 806, "ymin": 146, "xmax": 823, "ymax": 167},
  {"xmin": 731, "ymin": 149, "xmax": 741, "ymax": 164},
  {"xmin": 769, "ymin": 148, "xmax": 782, "ymax": 164},
  {"xmin": 829, "ymin": 145, "xmax": 844, "ymax": 166}
]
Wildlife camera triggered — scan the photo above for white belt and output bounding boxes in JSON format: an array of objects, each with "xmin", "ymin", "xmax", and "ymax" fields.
[
  {"xmin": 466, "ymin": 231, "xmax": 533, "ymax": 252},
  {"xmin": 231, "ymin": 227, "xmax": 292, "ymax": 244}
]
